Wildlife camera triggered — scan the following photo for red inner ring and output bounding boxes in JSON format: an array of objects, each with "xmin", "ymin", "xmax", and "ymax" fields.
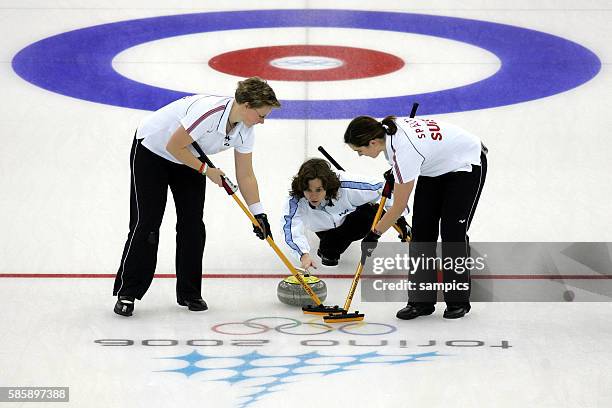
[{"xmin": 208, "ymin": 45, "xmax": 405, "ymax": 81}]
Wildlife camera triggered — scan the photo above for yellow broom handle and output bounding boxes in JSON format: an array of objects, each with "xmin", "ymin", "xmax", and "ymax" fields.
[
  {"xmin": 342, "ymin": 196, "xmax": 388, "ymax": 311},
  {"xmin": 343, "ymin": 263, "xmax": 363, "ymax": 311},
  {"xmin": 371, "ymin": 197, "xmax": 386, "ymax": 229},
  {"xmin": 229, "ymin": 194, "xmax": 322, "ymax": 304},
  {"xmin": 392, "ymin": 224, "xmax": 403, "ymax": 235},
  {"xmin": 196, "ymin": 148, "xmax": 323, "ymax": 304}
]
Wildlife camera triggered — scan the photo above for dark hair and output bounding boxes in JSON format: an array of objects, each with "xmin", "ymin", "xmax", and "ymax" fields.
[
  {"xmin": 343, "ymin": 115, "xmax": 397, "ymax": 147},
  {"xmin": 290, "ymin": 159, "xmax": 341, "ymax": 200},
  {"xmin": 235, "ymin": 77, "xmax": 281, "ymax": 108}
]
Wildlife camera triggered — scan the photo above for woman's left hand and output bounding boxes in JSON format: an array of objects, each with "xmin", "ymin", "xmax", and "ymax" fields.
[{"xmin": 253, "ymin": 213, "xmax": 272, "ymax": 240}]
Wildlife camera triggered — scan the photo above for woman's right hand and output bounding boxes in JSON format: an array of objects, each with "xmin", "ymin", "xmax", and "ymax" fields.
[
  {"xmin": 206, "ymin": 168, "xmax": 225, "ymax": 187},
  {"xmin": 300, "ymin": 253, "xmax": 317, "ymax": 271}
]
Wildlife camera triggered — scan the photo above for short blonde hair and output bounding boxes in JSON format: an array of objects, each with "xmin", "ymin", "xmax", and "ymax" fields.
[{"xmin": 235, "ymin": 77, "xmax": 281, "ymax": 108}]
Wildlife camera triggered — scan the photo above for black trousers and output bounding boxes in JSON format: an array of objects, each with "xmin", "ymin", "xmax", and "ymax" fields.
[
  {"xmin": 113, "ymin": 138, "xmax": 206, "ymax": 300},
  {"xmin": 316, "ymin": 203, "xmax": 378, "ymax": 259},
  {"xmin": 408, "ymin": 152, "xmax": 487, "ymax": 305}
]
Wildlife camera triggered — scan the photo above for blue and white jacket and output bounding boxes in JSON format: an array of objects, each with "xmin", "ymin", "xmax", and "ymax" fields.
[{"xmin": 280, "ymin": 171, "xmax": 407, "ymax": 262}]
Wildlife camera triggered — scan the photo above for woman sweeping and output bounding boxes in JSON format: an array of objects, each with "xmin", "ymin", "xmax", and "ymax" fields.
[
  {"xmin": 344, "ymin": 115, "xmax": 487, "ymax": 320},
  {"xmin": 113, "ymin": 77, "xmax": 280, "ymax": 316}
]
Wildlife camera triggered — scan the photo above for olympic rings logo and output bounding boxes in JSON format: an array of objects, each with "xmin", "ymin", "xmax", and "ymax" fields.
[
  {"xmin": 211, "ymin": 317, "xmax": 396, "ymax": 336},
  {"xmin": 270, "ymin": 56, "xmax": 343, "ymax": 69}
]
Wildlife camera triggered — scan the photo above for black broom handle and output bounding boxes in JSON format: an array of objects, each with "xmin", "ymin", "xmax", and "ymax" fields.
[
  {"xmin": 317, "ymin": 146, "xmax": 344, "ymax": 171},
  {"xmin": 191, "ymin": 141, "xmax": 214, "ymax": 168},
  {"xmin": 409, "ymin": 102, "xmax": 419, "ymax": 119}
]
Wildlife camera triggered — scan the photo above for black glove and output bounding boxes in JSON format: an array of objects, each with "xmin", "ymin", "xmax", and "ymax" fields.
[
  {"xmin": 382, "ymin": 169, "xmax": 394, "ymax": 198},
  {"xmin": 396, "ymin": 216, "xmax": 412, "ymax": 242},
  {"xmin": 360, "ymin": 230, "xmax": 381, "ymax": 263},
  {"xmin": 383, "ymin": 169, "xmax": 395, "ymax": 184},
  {"xmin": 253, "ymin": 213, "xmax": 273, "ymax": 240}
]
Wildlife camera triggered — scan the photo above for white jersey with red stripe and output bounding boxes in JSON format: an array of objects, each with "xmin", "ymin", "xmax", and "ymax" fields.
[
  {"xmin": 385, "ymin": 117, "xmax": 482, "ymax": 183},
  {"xmin": 135, "ymin": 94, "xmax": 254, "ymax": 163}
]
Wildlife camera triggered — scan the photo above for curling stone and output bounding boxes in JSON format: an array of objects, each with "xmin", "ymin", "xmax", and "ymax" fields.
[{"xmin": 277, "ymin": 274, "xmax": 327, "ymax": 306}]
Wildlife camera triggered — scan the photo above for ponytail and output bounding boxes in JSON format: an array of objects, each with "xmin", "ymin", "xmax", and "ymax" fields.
[
  {"xmin": 381, "ymin": 116, "xmax": 397, "ymax": 135},
  {"xmin": 344, "ymin": 115, "xmax": 397, "ymax": 147}
]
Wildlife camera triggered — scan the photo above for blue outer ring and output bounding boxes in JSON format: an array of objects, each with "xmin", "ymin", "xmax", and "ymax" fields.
[{"xmin": 12, "ymin": 9, "xmax": 601, "ymax": 119}]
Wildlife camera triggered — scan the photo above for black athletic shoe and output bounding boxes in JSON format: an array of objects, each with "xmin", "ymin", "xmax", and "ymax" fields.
[
  {"xmin": 178, "ymin": 298, "xmax": 208, "ymax": 311},
  {"xmin": 443, "ymin": 304, "xmax": 471, "ymax": 319},
  {"xmin": 114, "ymin": 296, "xmax": 135, "ymax": 317},
  {"xmin": 396, "ymin": 303, "xmax": 435, "ymax": 320},
  {"xmin": 317, "ymin": 249, "xmax": 339, "ymax": 267}
]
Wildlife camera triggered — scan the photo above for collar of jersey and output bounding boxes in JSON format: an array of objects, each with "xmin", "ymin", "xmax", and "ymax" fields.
[
  {"xmin": 216, "ymin": 97, "xmax": 236, "ymax": 136},
  {"xmin": 307, "ymin": 198, "xmax": 334, "ymax": 210}
]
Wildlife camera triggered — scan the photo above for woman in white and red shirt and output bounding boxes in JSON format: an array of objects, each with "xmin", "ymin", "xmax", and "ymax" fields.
[
  {"xmin": 113, "ymin": 77, "xmax": 280, "ymax": 317},
  {"xmin": 344, "ymin": 115, "xmax": 487, "ymax": 320}
]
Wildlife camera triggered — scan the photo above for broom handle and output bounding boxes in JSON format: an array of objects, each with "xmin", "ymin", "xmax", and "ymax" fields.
[
  {"xmin": 229, "ymin": 195, "xmax": 323, "ymax": 305},
  {"xmin": 342, "ymin": 195, "xmax": 387, "ymax": 311},
  {"xmin": 192, "ymin": 142, "xmax": 323, "ymax": 305},
  {"xmin": 317, "ymin": 146, "xmax": 345, "ymax": 171}
]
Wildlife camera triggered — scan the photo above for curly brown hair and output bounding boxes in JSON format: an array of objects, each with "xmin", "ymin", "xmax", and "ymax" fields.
[{"xmin": 290, "ymin": 159, "xmax": 341, "ymax": 200}]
